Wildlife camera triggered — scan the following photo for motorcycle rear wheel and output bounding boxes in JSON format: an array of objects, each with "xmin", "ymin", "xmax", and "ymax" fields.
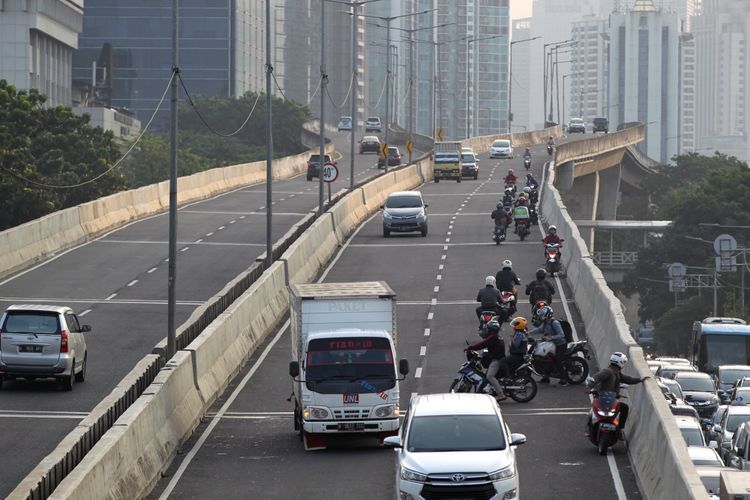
[
  {"xmin": 507, "ymin": 375, "xmax": 537, "ymax": 403},
  {"xmin": 564, "ymin": 357, "xmax": 589, "ymax": 384},
  {"xmin": 449, "ymin": 378, "xmax": 472, "ymax": 393},
  {"xmin": 598, "ymin": 438, "xmax": 609, "ymax": 456}
]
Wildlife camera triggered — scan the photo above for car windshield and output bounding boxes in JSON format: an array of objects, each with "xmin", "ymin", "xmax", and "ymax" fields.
[
  {"xmin": 435, "ymin": 153, "xmax": 460, "ymax": 163},
  {"xmin": 492, "ymin": 141, "xmax": 510, "ymax": 148},
  {"xmin": 571, "ymin": 119, "xmax": 584, "ymax": 124},
  {"xmin": 720, "ymin": 368, "xmax": 750, "ymax": 385},
  {"xmin": 726, "ymin": 413, "xmax": 750, "ymax": 433},
  {"xmin": 367, "ymin": 117, "xmax": 379, "ymax": 123},
  {"xmin": 3, "ymin": 312, "xmax": 59, "ymax": 334},
  {"xmin": 386, "ymin": 195, "xmax": 422, "ymax": 209},
  {"xmin": 692, "ymin": 452, "xmax": 722, "ymax": 467},
  {"xmin": 681, "ymin": 427, "xmax": 706, "ymax": 446},
  {"xmin": 676, "ymin": 375, "xmax": 716, "ymax": 393},
  {"xmin": 407, "ymin": 414, "xmax": 506, "ymax": 452},
  {"xmin": 309, "ymin": 155, "xmax": 330, "ymax": 162},
  {"xmin": 664, "ymin": 380, "xmax": 684, "ymax": 399},
  {"xmin": 305, "ymin": 337, "xmax": 395, "ymax": 394},
  {"xmin": 462, "ymin": 154, "xmax": 476, "ymax": 162}
]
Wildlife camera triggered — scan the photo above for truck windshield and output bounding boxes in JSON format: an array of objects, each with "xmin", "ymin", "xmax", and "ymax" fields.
[
  {"xmin": 306, "ymin": 337, "xmax": 396, "ymax": 394},
  {"xmin": 435, "ymin": 153, "xmax": 459, "ymax": 163}
]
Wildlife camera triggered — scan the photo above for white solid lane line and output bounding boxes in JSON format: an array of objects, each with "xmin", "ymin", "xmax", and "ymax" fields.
[
  {"xmin": 147, "ymin": 267, "xmax": 158, "ymax": 273},
  {"xmin": 79, "ymin": 309, "xmax": 92, "ymax": 316},
  {"xmin": 127, "ymin": 280, "xmax": 138, "ymax": 287}
]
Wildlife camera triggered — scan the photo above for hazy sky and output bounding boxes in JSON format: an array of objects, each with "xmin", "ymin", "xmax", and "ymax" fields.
[{"xmin": 511, "ymin": 0, "xmax": 533, "ymax": 21}]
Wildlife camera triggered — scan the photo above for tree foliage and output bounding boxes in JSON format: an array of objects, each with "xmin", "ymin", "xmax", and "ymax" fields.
[
  {"xmin": 0, "ymin": 80, "xmax": 124, "ymax": 230},
  {"xmin": 119, "ymin": 135, "xmax": 209, "ymax": 188},
  {"xmin": 622, "ymin": 155, "xmax": 750, "ymax": 348}
]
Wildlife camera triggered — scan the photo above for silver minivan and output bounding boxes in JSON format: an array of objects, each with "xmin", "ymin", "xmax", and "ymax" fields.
[{"xmin": 0, "ymin": 305, "xmax": 90, "ymax": 391}]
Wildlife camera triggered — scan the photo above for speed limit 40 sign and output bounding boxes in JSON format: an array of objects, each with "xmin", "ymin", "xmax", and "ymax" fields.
[{"xmin": 322, "ymin": 162, "xmax": 339, "ymax": 183}]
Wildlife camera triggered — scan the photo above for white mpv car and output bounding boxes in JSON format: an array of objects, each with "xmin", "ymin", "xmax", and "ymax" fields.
[{"xmin": 385, "ymin": 393, "xmax": 525, "ymax": 500}]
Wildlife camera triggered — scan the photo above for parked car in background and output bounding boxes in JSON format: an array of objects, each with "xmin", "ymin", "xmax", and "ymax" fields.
[
  {"xmin": 655, "ymin": 357, "xmax": 693, "ymax": 366},
  {"xmin": 714, "ymin": 365, "xmax": 750, "ymax": 403},
  {"xmin": 385, "ymin": 393, "xmax": 525, "ymax": 500},
  {"xmin": 489, "ymin": 139, "xmax": 513, "ymax": 159},
  {"xmin": 337, "ymin": 115, "xmax": 352, "ymax": 131},
  {"xmin": 461, "ymin": 152, "xmax": 479, "ymax": 179},
  {"xmin": 306, "ymin": 153, "xmax": 335, "ymax": 181},
  {"xmin": 657, "ymin": 364, "xmax": 698, "ymax": 380},
  {"xmin": 688, "ymin": 446, "xmax": 724, "ymax": 467},
  {"xmin": 676, "ymin": 416, "xmax": 708, "ymax": 446},
  {"xmin": 0, "ymin": 305, "xmax": 91, "ymax": 391},
  {"xmin": 382, "ymin": 191, "xmax": 428, "ymax": 238},
  {"xmin": 592, "ymin": 117, "xmax": 609, "ymax": 133},
  {"xmin": 378, "ymin": 146, "xmax": 402, "ymax": 168},
  {"xmin": 359, "ymin": 135, "xmax": 381, "ymax": 154},
  {"xmin": 567, "ymin": 117, "xmax": 586, "ymax": 134},
  {"xmin": 365, "ymin": 116, "xmax": 382, "ymax": 132},
  {"xmin": 674, "ymin": 371, "xmax": 721, "ymax": 418}
]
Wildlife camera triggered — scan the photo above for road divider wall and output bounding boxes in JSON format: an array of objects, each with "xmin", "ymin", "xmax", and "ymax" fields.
[
  {"xmin": 0, "ymin": 128, "xmax": 334, "ymax": 281},
  {"xmin": 554, "ymin": 123, "xmax": 644, "ymax": 165},
  {"xmin": 44, "ymin": 151, "xmax": 430, "ymax": 500},
  {"xmin": 461, "ymin": 125, "xmax": 564, "ymax": 154},
  {"xmin": 540, "ymin": 160, "xmax": 705, "ymax": 500}
]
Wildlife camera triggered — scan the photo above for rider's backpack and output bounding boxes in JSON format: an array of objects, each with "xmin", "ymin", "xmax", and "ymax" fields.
[{"xmin": 529, "ymin": 280, "xmax": 549, "ymax": 301}]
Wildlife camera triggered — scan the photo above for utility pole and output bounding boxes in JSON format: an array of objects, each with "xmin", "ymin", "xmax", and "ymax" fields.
[
  {"xmin": 167, "ymin": 0, "xmax": 179, "ymax": 359},
  {"xmin": 318, "ymin": 0, "xmax": 327, "ymax": 215},
  {"xmin": 265, "ymin": 0, "xmax": 273, "ymax": 266},
  {"xmin": 349, "ymin": 2, "xmax": 357, "ymax": 189}
]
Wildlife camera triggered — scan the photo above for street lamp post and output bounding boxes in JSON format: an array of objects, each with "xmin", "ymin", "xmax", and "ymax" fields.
[
  {"xmin": 543, "ymin": 39, "xmax": 573, "ymax": 125},
  {"xmin": 318, "ymin": 0, "xmax": 327, "ymax": 215},
  {"xmin": 562, "ymin": 74, "xmax": 569, "ymax": 127},
  {"xmin": 508, "ymin": 36, "xmax": 541, "ymax": 133},
  {"xmin": 361, "ymin": 8, "xmax": 436, "ymax": 173}
]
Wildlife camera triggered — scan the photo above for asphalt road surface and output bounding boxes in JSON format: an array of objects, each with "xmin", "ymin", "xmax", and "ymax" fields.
[
  {"xmin": 150, "ymin": 141, "xmax": 643, "ymax": 499},
  {"xmin": 0, "ymin": 131, "xmax": 412, "ymax": 497}
]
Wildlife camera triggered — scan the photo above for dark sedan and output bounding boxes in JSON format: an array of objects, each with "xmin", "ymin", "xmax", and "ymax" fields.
[
  {"xmin": 359, "ymin": 135, "xmax": 381, "ymax": 154},
  {"xmin": 378, "ymin": 146, "xmax": 402, "ymax": 168}
]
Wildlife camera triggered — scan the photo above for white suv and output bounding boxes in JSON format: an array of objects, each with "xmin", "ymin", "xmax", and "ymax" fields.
[
  {"xmin": 385, "ymin": 393, "xmax": 525, "ymax": 500},
  {"xmin": 0, "ymin": 305, "xmax": 90, "ymax": 391}
]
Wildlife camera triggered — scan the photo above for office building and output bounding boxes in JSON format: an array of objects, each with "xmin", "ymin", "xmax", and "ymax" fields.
[
  {"xmin": 72, "ymin": 1, "xmax": 266, "ymax": 125},
  {"xmin": 693, "ymin": 0, "xmax": 750, "ymax": 161},
  {"xmin": 0, "ymin": 0, "xmax": 83, "ymax": 106},
  {"xmin": 511, "ymin": 18, "xmax": 532, "ymax": 132},
  {"xmin": 608, "ymin": 0, "xmax": 680, "ymax": 163},
  {"xmin": 679, "ymin": 32, "xmax": 696, "ymax": 154},
  {"xmin": 570, "ymin": 16, "xmax": 609, "ymax": 125}
]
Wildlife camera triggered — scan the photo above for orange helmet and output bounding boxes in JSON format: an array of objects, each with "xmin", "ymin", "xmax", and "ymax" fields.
[{"xmin": 510, "ymin": 317, "xmax": 528, "ymax": 331}]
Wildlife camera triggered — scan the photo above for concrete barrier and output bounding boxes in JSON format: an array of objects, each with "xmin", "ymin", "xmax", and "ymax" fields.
[
  {"xmin": 461, "ymin": 125, "xmax": 564, "ymax": 154},
  {"xmin": 49, "ymin": 352, "xmax": 203, "ymax": 500},
  {"xmin": 540, "ymin": 159, "xmax": 706, "ymax": 499},
  {"xmin": 554, "ymin": 123, "xmax": 645, "ymax": 165}
]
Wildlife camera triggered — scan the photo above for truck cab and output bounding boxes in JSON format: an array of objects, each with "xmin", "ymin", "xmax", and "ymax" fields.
[{"xmin": 432, "ymin": 141, "xmax": 463, "ymax": 183}]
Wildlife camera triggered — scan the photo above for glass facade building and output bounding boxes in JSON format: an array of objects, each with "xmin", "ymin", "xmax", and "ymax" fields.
[{"xmin": 73, "ymin": 0, "xmax": 264, "ymax": 126}]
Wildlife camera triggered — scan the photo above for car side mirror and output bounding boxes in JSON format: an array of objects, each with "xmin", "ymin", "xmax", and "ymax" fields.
[
  {"xmin": 709, "ymin": 440, "xmax": 718, "ymax": 449},
  {"xmin": 383, "ymin": 436, "xmax": 402, "ymax": 448},
  {"xmin": 80, "ymin": 324, "xmax": 91, "ymax": 333},
  {"xmin": 289, "ymin": 361, "xmax": 300, "ymax": 378},
  {"xmin": 510, "ymin": 433, "xmax": 527, "ymax": 446},
  {"xmin": 399, "ymin": 359, "xmax": 410, "ymax": 377},
  {"xmin": 380, "ymin": 205, "xmax": 384, "ymax": 210},
  {"xmin": 424, "ymin": 204, "xmax": 429, "ymax": 208}
]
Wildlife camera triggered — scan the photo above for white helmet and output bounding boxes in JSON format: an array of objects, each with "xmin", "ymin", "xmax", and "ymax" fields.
[
  {"xmin": 485, "ymin": 276, "xmax": 496, "ymax": 287},
  {"xmin": 502, "ymin": 259, "xmax": 512, "ymax": 269},
  {"xmin": 610, "ymin": 352, "xmax": 628, "ymax": 368}
]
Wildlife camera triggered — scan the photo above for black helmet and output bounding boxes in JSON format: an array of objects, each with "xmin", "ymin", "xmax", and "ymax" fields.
[
  {"xmin": 536, "ymin": 268, "xmax": 547, "ymax": 280},
  {"xmin": 486, "ymin": 320, "xmax": 501, "ymax": 334},
  {"xmin": 496, "ymin": 202, "xmax": 503, "ymax": 209}
]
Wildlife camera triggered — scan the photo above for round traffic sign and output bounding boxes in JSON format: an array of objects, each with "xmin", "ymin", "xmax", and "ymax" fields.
[
  {"xmin": 713, "ymin": 233, "xmax": 737, "ymax": 256},
  {"xmin": 322, "ymin": 162, "xmax": 339, "ymax": 183},
  {"xmin": 668, "ymin": 262, "xmax": 686, "ymax": 278}
]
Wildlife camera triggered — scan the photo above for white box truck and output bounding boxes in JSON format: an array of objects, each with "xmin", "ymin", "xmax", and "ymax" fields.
[{"xmin": 288, "ymin": 281, "xmax": 409, "ymax": 451}]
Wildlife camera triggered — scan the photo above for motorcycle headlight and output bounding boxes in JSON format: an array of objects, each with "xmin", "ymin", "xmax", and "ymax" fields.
[
  {"xmin": 400, "ymin": 467, "xmax": 427, "ymax": 483},
  {"xmin": 372, "ymin": 404, "xmax": 399, "ymax": 418},
  {"xmin": 489, "ymin": 465, "xmax": 515, "ymax": 481},
  {"xmin": 303, "ymin": 406, "xmax": 330, "ymax": 420}
]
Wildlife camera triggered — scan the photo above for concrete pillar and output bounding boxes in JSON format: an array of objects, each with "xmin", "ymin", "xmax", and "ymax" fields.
[
  {"xmin": 556, "ymin": 160, "xmax": 575, "ymax": 191},
  {"xmin": 563, "ymin": 172, "xmax": 597, "ymax": 251},
  {"xmin": 596, "ymin": 164, "xmax": 621, "ymax": 220}
]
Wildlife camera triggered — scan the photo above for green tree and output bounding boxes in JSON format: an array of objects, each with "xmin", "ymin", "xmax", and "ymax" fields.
[
  {"xmin": 119, "ymin": 135, "xmax": 209, "ymax": 188},
  {"xmin": 653, "ymin": 295, "xmax": 712, "ymax": 355},
  {"xmin": 0, "ymin": 80, "xmax": 124, "ymax": 229}
]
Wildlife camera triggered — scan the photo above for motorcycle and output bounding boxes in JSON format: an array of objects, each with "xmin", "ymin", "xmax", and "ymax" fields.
[
  {"xmin": 527, "ymin": 187, "xmax": 539, "ymax": 206},
  {"xmin": 493, "ymin": 225, "xmax": 506, "ymax": 245},
  {"xmin": 545, "ymin": 243, "xmax": 563, "ymax": 276},
  {"xmin": 515, "ymin": 218, "xmax": 530, "ymax": 240},
  {"xmin": 478, "ymin": 310, "xmax": 499, "ymax": 336},
  {"xmin": 587, "ymin": 387, "xmax": 625, "ymax": 455},
  {"xmin": 523, "ymin": 157, "xmax": 531, "ymax": 170},
  {"xmin": 531, "ymin": 300, "xmax": 549, "ymax": 326},
  {"xmin": 529, "ymin": 204, "xmax": 539, "ymax": 226},
  {"xmin": 498, "ymin": 291, "xmax": 517, "ymax": 321},
  {"xmin": 504, "ymin": 182, "xmax": 517, "ymax": 197},
  {"xmin": 502, "ymin": 196, "xmax": 514, "ymax": 212},
  {"xmin": 547, "ymin": 144, "xmax": 554, "ymax": 156},
  {"xmin": 528, "ymin": 335, "xmax": 590, "ymax": 384},
  {"xmin": 450, "ymin": 349, "xmax": 538, "ymax": 403}
]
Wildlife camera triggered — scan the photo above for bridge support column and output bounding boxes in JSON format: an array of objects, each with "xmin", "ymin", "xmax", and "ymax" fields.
[
  {"xmin": 556, "ymin": 161, "xmax": 574, "ymax": 191},
  {"xmin": 561, "ymin": 172, "xmax": 597, "ymax": 251},
  {"xmin": 596, "ymin": 165, "xmax": 621, "ymax": 220}
]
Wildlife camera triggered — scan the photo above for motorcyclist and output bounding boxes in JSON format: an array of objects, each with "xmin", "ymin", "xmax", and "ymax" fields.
[
  {"xmin": 547, "ymin": 136, "xmax": 555, "ymax": 147},
  {"xmin": 514, "ymin": 193, "xmax": 529, "ymax": 208},
  {"xmin": 528, "ymin": 305, "xmax": 570, "ymax": 385},
  {"xmin": 502, "ymin": 188, "xmax": 515, "ymax": 209},
  {"xmin": 526, "ymin": 173, "xmax": 539, "ymax": 188},
  {"xmin": 476, "ymin": 275, "xmax": 502, "ymax": 320},
  {"xmin": 491, "ymin": 203, "xmax": 512, "ymax": 238},
  {"xmin": 523, "ymin": 147, "xmax": 532, "ymax": 159},
  {"xmin": 499, "ymin": 317, "xmax": 529, "ymax": 378},
  {"xmin": 467, "ymin": 319, "xmax": 507, "ymax": 402},
  {"xmin": 495, "ymin": 259, "xmax": 520, "ymax": 317},
  {"xmin": 504, "ymin": 168, "xmax": 517, "ymax": 185},
  {"xmin": 543, "ymin": 225, "xmax": 564, "ymax": 259},
  {"xmin": 588, "ymin": 352, "xmax": 649, "ymax": 436},
  {"xmin": 531, "ymin": 299, "xmax": 550, "ymax": 325},
  {"xmin": 525, "ymin": 268, "xmax": 555, "ymax": 306},
  {"xmin": 512, "ymin": 198, "xmax": 530, "ymax": 234}
]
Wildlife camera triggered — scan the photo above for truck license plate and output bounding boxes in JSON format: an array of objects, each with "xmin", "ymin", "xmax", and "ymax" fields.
[{"xmin": 337, "ymin": 422, "xmax": 365, "ymax": 431}]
